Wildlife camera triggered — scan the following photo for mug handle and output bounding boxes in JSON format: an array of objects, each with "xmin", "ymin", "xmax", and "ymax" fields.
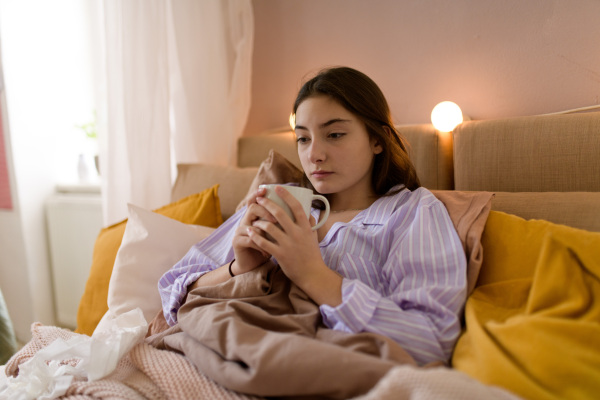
[{"xmin": 311, "ymin": 195, "xmax": 330, "ymax": 230}]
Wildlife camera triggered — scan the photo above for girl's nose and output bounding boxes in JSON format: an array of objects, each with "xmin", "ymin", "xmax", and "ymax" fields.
[{"xmin": 308, "ymin": 140, "xmax": 325, "ymax": 163}]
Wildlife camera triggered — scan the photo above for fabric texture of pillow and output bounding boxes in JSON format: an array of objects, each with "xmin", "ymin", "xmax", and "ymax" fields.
[
  {"xmin": 490, "ymin": 191, "xmax": 600, "ymax": 233},
  {"xmin": 432, "ymin": 190, "xmax": 493, "ymax": 294},
  {"xmin": 171, "ymin": 163, "xmax": 259, "ymax": 220},
  {"xmin": 235, "ymin": 149, "xmax": 304, "ymax": 212},
  {"xmin": 452, "ymin": 211, "xmax": 600, "ymax": 399},
  {"xmin": 94, "ymin": 204, "xmax": 215, "ymax": 333},
  {"xmin": 75, "ymin": 185, "xmax": 223, "ymax": 336}
]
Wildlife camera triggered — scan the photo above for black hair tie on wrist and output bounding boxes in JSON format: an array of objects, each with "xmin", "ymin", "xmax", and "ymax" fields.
[{"xmin": 228, "ymin": 259, "xmax": 236, "ymax": 277}]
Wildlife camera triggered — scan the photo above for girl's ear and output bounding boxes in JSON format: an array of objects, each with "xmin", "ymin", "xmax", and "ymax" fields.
[
  {"xmin": 371, "ymin": 138, "xmax": 383, "ymax": 155},
  {"xmin": 371, "ymin": 126, "xmax": 389, "ymax": 155}
]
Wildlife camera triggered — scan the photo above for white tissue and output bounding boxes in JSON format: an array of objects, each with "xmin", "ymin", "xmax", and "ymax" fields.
[{"xmin": 0, "ymin": 308, "xmax": 148, "ymax": 400}]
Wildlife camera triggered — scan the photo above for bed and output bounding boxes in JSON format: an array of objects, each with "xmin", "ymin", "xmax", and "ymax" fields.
[{"xmin": 2, "ymin": 112, "xmax": 599, "ymax": 399}]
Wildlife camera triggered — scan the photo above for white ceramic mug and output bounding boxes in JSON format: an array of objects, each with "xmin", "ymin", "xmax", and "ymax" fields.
[{"xmin": 259, "ymin": 184, "xmax": 330, "ymax": 230}]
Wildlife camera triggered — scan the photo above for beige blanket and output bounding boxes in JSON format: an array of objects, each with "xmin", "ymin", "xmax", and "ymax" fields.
[
  {"xmin": 144, "ymin": 190, "xmax": 496, "ymax": 399},
  {"xmin": 148, "ymin": 261, "xmax": 417, "ymax": 399}
]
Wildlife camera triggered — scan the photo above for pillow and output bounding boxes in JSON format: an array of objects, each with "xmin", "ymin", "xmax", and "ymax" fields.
[
  {"xmin": 75, "ymin": 185, "xmax": 223, "ymax": 336},
  {"xmin": 431, "ymin": 190, "xmax": 493, "ymax": 294},
  {"xmin": 171, "ymin": 163, "xmax": 259, "ymax": 220},
  {"xmin": 235, "ymin": 149, "xmax": 304, "ymax": 211},
  {"xmin": 94, "ymin": 204, "xmax": 216, "ymax": 333},
  {"xmin": 452, "ymin": 211, "xmax": 600, "ymax": 399}
]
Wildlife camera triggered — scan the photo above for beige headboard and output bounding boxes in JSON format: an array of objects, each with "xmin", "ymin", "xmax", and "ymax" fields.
[
  {"xmin": 173, "ymin": 113, "xmax": 600, "ymax": 231},
  {"xmin": 453, "ymin": 112, "xmax": 600, "ymax": 192},
  {"xmin": 453, "ymin": 112, "xmax": 600, "ymax": 232}
]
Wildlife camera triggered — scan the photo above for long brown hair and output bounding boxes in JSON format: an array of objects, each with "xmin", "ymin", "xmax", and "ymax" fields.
[{"xmin": 292, "ymin": 66, "xmax": 420, "ymax": 195}]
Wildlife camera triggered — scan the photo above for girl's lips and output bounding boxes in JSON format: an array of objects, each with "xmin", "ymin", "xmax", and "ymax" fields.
[{"xmin": 311, "ymin": 171, "xmax": 333, "ymax": 179}]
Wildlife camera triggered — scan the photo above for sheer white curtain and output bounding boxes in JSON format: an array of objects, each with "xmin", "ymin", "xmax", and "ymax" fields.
[{"xmin": 99, "ymin": 0, "xmax": 254, "ymax": 225}]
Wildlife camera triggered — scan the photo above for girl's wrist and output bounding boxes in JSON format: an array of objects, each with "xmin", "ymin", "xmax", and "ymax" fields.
[
  {"xmin": 231, "ymin": 256, "xmax": 271, "ymax": 276},
  {"xmin": 228, "ymin": 259, "xmax": 236, "ymax": 277},
  {"xmin": 295, "ymin": 262, "xmax": 343, "ymax": 307}
]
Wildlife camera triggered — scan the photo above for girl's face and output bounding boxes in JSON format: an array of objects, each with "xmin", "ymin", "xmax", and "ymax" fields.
[{"xmin": 294, "ymin": 95, "xmax": 382, "ymax": 207}]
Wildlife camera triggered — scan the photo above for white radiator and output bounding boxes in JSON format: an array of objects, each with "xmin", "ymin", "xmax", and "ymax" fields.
[{"xmin": 45, "ymin": 185, "xmax": 103, "ymax": 329}]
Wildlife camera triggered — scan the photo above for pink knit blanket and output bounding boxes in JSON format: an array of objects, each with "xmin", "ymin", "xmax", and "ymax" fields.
[
  {"xmin": 3, "ymin": 322, "xmax": 520, "ymax": 400},
  {"xmin": 3, "ymin": 323, "xmax": 261, "ymax": 399}
]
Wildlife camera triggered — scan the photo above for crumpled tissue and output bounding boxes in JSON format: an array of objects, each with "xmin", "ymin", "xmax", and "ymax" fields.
[{"xmin": 0, "ymin": 308, "xmax": 148, "ymax": 400}]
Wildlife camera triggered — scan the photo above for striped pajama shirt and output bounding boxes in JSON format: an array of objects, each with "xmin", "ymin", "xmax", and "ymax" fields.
[{"xmin": 158, "ymin": 186, "xmax": 467, "ymax": 365}]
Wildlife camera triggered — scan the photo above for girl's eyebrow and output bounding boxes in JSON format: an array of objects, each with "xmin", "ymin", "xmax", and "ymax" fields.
[{"xmin": 295, "ymin": 118, "xmax": 352, "ymax": 131}]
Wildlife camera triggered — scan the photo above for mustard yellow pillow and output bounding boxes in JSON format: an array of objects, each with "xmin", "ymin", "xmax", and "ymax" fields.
[
  {"xmin": 75, "ymin": 185, "xmax": 223, "ymax": 335},
  {"xmin": 452, "ymin": 211, "xmax": 600, "ymax": 400}
]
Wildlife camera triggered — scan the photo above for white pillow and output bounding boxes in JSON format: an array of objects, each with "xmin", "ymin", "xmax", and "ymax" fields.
[{"xmin": 96, "ymin": 203, "xmax": 215, "ymax": 331}]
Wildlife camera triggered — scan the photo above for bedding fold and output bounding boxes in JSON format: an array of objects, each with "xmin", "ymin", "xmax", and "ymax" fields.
[
  {"xmin": 148, "ymin": 260, "xmax": 417, "ymax": 399},
  {"xmin": 2, "ymin": 320, "xmax": 521, "ymax": 400}
]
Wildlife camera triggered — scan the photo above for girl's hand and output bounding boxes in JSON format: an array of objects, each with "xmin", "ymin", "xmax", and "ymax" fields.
[
  {"xmin": 249, "ymin": 186, "xmax": 327, "ymax": 287},
  {"xmin": 231, "ymin": 186, "xmax": 273, "ymax": 274}
]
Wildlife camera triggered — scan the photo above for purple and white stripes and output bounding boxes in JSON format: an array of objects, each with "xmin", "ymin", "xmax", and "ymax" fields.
[
  {"xmin": 319, "ymin": 188, "xmax": 466, "ymax": 364},
  {"xmin": 158, "ymin": 186, "xmax": 467, "ymax": 365}
]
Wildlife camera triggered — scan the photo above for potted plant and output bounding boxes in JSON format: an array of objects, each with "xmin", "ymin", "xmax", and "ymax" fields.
[{"xmin": 75, "ymin": 111, "xmax": 99, "ymax": 179}]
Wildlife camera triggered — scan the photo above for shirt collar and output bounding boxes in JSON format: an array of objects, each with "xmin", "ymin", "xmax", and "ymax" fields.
[
  {"xmin": 310, "ymin": 184, "xmax": 408, "ymax": 227},
  {"xmin": 358, "ymin": 184, "xmax": 407, "ymax": 225}
]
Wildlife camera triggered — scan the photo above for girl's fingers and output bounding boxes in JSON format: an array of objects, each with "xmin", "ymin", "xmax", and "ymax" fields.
[
  {"xmin": 247, "ymin": 225, "xmax": 278, "ymax": 254},
  {"xmin": 233, "ymin": 227, "xmax": 270, "ymax": 259},
  {"xmin": 256, "ymin": 192, "xmax": 304, "ymax": 230},
  {"xmin": 244, "ymin": 186, "xmax": 268, "ymax": 207},
  {"xmin": 251, "ymin": 219, "xmax": 284, "ymax": 242},
  {"xmin": 242, "ymin": 202, "xmax": 277, "ymax": 225},
  {"xmin": 272, "ymin": 186, "xmax": 311, "ymax": 230}
]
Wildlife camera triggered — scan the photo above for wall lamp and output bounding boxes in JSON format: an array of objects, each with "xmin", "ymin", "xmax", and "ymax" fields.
[{"xmin": 431, "ymin": 101, "xmax": 467, "ymax": 132}]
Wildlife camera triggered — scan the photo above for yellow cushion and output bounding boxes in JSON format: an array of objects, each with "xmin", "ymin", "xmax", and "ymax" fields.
[
  {"xmin": 75, "ymin": 185, "xmax": 223, "ymax": 335},
  {"xmin": 452, "ymin": 211, "xmax": 600, "ymax": 400}
]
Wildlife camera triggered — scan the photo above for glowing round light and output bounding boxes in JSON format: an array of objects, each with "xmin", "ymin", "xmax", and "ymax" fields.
[
  {"xmin": 431, "ymin": 101, "xmax": 464, "ymax": 132},
  {"xmin": 289, "ymin": 112, "xmax": 296, "ymax": 130}
]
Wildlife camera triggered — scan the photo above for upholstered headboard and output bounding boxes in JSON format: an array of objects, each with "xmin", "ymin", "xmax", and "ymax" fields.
[
  {"xmin": 171, "ymin": 112, "xmax": 600, "ymax": 231},
  {"xmin": 453, "ymin": 112, "xmax": 600, "ymax": 192},
  {"xmin": 453, "ymin": 112, "xmax": 600, "ymax": 232}
]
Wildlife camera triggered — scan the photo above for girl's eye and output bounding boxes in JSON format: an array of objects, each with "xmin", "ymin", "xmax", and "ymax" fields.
[
  {"xmin": 328, "ymin": 132, "xmax": 345, "ymax": 139},
  {"xmin": 296, "ymin": 137, "xmax": 309, "ymax": 144}
]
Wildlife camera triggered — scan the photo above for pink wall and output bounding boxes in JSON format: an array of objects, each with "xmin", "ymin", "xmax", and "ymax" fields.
[{"xmin": 244, "ymin": 0, "xmax": 600, "ymax": 135}]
